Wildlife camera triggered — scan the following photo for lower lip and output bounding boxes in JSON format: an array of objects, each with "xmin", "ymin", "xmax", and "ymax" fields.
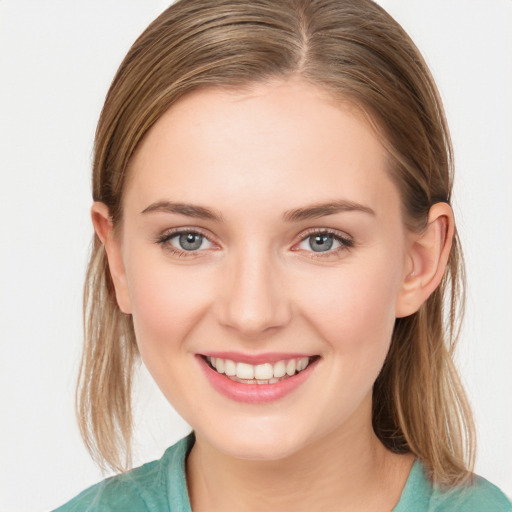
[{"xmin": 197, "ymin": 355, "xmax": 319, "ymax": 403}]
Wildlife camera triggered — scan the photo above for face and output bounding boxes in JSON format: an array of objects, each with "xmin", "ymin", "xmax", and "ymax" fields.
[{"xmin": 109, "ymin": 79, "xmax": 414, "ymax": 461}]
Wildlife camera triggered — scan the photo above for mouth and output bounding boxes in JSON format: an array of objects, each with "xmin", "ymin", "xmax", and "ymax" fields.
[{"xmin": 201, "ymin": 354, "xmax": 320, "ymax": 385}]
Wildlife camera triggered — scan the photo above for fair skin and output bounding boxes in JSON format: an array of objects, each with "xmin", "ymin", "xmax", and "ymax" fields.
[{"xmin": 93, "ymin": 78, "xmax": 453, "ymax": 511}]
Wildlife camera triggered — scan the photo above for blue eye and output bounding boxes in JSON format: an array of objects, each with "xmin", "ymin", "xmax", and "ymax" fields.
[
  {"xmin": 297, "ymin": 230, "xmax": 353, "ymax": 256},
  {"xmin": 308, "ymin": 233, "xmax": 335, "ymax": 252},
  {"xmin": 157, "ymin": 230, "xmax": 214, "ymax": 254},
  {"xmin": 156, "ymin": 228, "xmax": 353, "ymax": 259},
  {"xmin": 175, "ymin": 232, "xmax": 204, "ymax": 251}
]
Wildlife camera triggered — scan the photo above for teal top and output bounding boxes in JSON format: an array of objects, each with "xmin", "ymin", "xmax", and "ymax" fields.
[{"xmin": 53, "ymin": 433, "xmax": 511, "ymax": 512}]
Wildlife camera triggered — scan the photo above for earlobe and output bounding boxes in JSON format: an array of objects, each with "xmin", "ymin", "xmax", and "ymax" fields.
[
  {"xmin": 395, "ymin": 203, "xmax": 454, "ymax": 318},
  {"xmin": 91, "ymin": 202, "xmax": 132, "ymax": 314}
]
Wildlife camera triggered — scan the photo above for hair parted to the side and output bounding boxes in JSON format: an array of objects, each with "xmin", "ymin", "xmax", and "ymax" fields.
[{"xmin": 78, "ymin": 0, "xmax": 475, "ymax": 485}]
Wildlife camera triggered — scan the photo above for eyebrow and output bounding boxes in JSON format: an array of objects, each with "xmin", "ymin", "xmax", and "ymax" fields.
[
  {"xmin": 282, "ymin": 200, "xmax": 375, "ymax": 222},
  {"xmin": 141, "ymin": 201, "xmax": 224, "ymax": 221},
  {"xmin": 141, "ymin": 199, "xmax": 375, "ymax": 222}
]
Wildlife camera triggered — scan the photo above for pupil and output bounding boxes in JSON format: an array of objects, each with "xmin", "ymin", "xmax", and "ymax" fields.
[
  {"xmin": 310, "ymin": 234, "xmax": 333, "ymax": 252},
  {"xmin": 179, "ymin": 233, "xmax": 202, "ymax": 250}
]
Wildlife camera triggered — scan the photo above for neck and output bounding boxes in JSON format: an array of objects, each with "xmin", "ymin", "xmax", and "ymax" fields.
[{"xmin": 186, "ymin": 398, "xmax": 414, "ymax": 512}]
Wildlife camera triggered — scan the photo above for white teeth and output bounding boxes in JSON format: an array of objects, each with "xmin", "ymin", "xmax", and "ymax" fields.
[
  {"xmin": 273, "ymin": 360, "xmax": 286, "ymax": 378},
  {"xmin": 215, "ymin": 358, "xmax": 225, "ymax": 374},
  {"xmin": 236, "ymin": 362, "xmax": 254, "ymax": 380},
  {"xmin": 224, "ymin": 359, "xmax": 236, "ymax": 376},
  {"xmin": 297, "ymin": 357, "xmax": 309, "ymax": 371},
  {"xmin": 254, "ymin": 363, "xmax": 273, "ymax": 380},
  {"xmin": 207, "ymin": 356, "xmax": 314, "ymax": 382},
  {"xmin": 286, "ymin": 359, "xmax": 297, "ymax": 376}
]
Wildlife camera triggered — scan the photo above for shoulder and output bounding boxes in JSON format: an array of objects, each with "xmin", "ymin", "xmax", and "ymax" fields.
[
  {"xmin": 432, "ymin": 475, "xmax": 512, "ymax": 512},
  {"xmin": 395, "ymin": 460, "xmax": 511, "ymax": 512},
  {"xmin": 51, "ymin": 458, "xmax": 168, "ymax": 512},
  {"xmin": 51, "ymin": 434, "xmax": 194, "ymax": 512}
]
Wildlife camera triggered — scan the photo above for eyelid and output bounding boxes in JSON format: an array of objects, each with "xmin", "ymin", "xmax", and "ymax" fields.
[
  {"xmin": 156, "ymin": 226, "xmax": 215, "ymax": 242},
  {"xmin": 292, "ymin": 227, "xmax": 354, "ymax": 258},
  {"xmin": 154, "ymin": 227, "xmax": 218, "ymax": 255},
  {"xmin": 296, "ymin": 227, "xmax": 353, "ymax": 242},
  {"xmin": 155, "ymin": 226, "xmax": 354, "ymax": 258}
]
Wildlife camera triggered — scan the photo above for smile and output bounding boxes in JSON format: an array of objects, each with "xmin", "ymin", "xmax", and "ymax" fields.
[
  {"xmin": 198, "ymin": 353, "xmax": 320, "ymax": 403},
  {"xmin": 205, "ymin": 355, "xmax": 313, "ymax": 384}
]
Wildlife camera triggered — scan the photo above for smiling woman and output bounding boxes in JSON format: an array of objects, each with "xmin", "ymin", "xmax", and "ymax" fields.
[
  {"xmin": 95, "ymin": 83, "xmax": 414, "ymax": 467},
  {"xmin": 50, "ymin": 0, "xmax": 511, "ymax": 511}
]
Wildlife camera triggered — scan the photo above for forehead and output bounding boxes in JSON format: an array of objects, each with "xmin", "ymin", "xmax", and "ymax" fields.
[{"xmin": 125, "ymin": 79, "xmax": 400, "ymax": 221}]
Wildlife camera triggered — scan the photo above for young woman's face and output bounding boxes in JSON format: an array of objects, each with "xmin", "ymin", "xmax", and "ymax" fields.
[{"xmin": 114, "ymin": 79, "xmax": 413, "ymax": 460}]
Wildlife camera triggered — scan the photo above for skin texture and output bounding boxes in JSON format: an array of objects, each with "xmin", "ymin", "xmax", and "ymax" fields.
[{"xmin": 93, "ymin": 78, "xmax": 454, "ymax": 511}]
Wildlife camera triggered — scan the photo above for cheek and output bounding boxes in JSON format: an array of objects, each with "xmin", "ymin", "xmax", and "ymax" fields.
[
  {"xmin": 293, "ymin": 256, "xmax": 403, "ymax": 422},
  {"xmin": 123, "ymin": 254, "xmax": 215, "ymax": 413},
  {"xmin": 295, "ymin": 256, "xmax": 402, "ymax": 358},
  {"xmin": 124, "ymin": 251, "xmax": 211, "ymax": 357}
]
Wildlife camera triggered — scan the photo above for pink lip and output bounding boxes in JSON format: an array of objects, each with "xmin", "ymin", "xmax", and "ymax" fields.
[{"xmin": 197, "ymin": 354, "xmax": 319, "ymax": 404}]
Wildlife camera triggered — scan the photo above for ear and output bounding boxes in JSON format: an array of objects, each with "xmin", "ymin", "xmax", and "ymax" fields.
[
  {"xmin": 91, "ymin": 202, "xmax": 132, "ymax": 314},
  {"xmin": 395, "ymin": 202, "xmax": 454, "ymax": 318}
]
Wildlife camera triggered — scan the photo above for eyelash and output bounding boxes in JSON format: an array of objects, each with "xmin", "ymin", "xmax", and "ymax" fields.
[{"xmin": 155, "ymin": 227, "xmax": 354, "ymax": 260}]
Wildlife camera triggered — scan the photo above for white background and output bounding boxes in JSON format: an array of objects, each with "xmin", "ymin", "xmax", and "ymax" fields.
[{"xmin": 0, "ymin": 1, "xmax": 510, "ymax": 510}]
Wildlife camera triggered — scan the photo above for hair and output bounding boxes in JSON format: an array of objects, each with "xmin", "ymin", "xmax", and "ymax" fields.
[{"xmin": 77, "ymin": 0, "xmax": 475, "ymax": 486}]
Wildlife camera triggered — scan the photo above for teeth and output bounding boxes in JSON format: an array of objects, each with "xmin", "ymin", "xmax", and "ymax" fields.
[
  {"xmin": 297, "ymin": 357, "xmax": 309, "ymax": 371},
  {"xmin": 224, "ymin": 359, "xmax": 236, "ymax": 376},
  {"xmin": 286, "ymin": 359, "xmax": 296, "ymax": 376},
  {"xmin": 215, "ymin": 358, "xmax": 225, "ymax": 374},
  {"xmin": 273, "ymin": 360, "xmax": 286, "ymax": 378},
  {"xmin": 236, "ymin": 362, "xmax": 254, "ymax": 380},
  {"xmin": 207, "ymin": 356, "xmax": 313, "ymax": 383},
  {"xmin": 254, "ymin": 363, "xmax": 273, "ymax": 380}
]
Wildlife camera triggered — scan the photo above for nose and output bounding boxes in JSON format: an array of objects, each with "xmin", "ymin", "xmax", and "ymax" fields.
[{"xmin": 215, "ymin": 246, "xmax": 292, "ymax": 339}]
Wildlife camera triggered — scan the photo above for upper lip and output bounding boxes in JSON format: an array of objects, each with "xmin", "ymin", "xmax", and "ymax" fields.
[{"xmin": 199, "ymin": 351, "xmax": 318, "ymax": 365}]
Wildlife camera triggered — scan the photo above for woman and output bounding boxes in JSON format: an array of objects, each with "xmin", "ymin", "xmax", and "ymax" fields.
[{"xmin": 53, "ymin": 0, "xmax": 511, "ymax": 510}]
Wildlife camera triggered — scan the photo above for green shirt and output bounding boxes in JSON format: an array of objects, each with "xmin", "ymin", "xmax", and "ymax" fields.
[{"xmin": 53, "ymin": 433, "xmax": 511, "ymax": 511}]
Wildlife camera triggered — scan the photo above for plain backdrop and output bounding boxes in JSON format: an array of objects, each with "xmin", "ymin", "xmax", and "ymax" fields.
[{"xmin": 0, "ymin": 1, "xmax": 511, "ymax": 510}]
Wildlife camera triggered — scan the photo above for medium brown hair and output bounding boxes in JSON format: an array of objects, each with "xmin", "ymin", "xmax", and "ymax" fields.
[{"xmin": 78, "ymin": 0, "xmax": 475, "ymax": 485}]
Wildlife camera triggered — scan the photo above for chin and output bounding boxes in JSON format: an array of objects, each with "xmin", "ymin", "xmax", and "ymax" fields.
[
  {"xmin": 222, "ymin": 438, "xmax": 304, "ymax": 462},
  {"xmin": 198, "ymin": 418, "xmax": 314, "ymax": 462}
]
